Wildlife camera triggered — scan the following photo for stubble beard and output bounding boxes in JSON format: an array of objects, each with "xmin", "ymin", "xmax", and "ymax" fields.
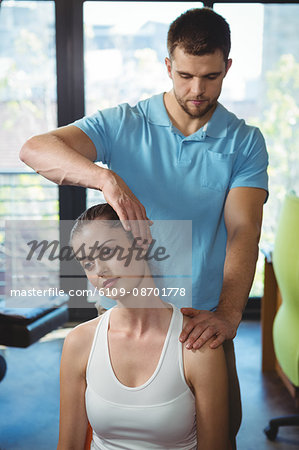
[{"xmin": 174, "ymin": 90, "xmax": 216, "ymax": 119}]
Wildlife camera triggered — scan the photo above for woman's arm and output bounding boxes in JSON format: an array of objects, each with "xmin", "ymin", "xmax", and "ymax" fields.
[
  {"xmin": 184, "ymin": 340, "xmax": 229, "ymax": 450},
  {"xmin": 57, "ymin": 323, "xmax": 93, "ymax": 450}
]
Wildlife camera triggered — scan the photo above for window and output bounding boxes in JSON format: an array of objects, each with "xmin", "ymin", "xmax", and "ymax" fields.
[
  {"xmin": 84, "ymin": 1, "xmax": 203, "ymax": 207},
  {"xmin": 2, "ymin": 1, "xmax": 298, "ymax": 308},
  {"xmin": 0, "ymin": 0, "xmax": 58, "ymax": 306},
  {"xmin": 214, "ymin": 3, "xmax": 299, "ymax": 295}
]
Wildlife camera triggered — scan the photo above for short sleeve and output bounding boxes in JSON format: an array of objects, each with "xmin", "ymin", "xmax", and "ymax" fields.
[
  {"xmin": 70, "ymin": 105, "xmax": 126, "ymax": 164},
  {"xmin": 229, "ymin": 127, "xmax": 269, "ymax": 202}
]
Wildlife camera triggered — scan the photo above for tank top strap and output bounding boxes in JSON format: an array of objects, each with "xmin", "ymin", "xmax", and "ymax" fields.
[
  {"xmin": 157, "ymin": 303, "xmax": 187, "ymax": 388},
  {"xmin": 86, "ymin": 307, "xmax": 113, "ymax": 382}
]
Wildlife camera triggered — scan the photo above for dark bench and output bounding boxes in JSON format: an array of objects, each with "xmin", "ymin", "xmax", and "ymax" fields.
[{"xmin": 0, "ymin": 300, "xmax": 69, "ymax": 382}]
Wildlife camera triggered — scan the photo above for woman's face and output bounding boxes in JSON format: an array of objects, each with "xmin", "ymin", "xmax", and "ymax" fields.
[{"xmin": 71, "ymin": 220, "xmax": 147, "ymax": 299}]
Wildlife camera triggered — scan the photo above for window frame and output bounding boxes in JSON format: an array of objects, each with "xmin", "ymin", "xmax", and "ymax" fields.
[
  {"xmin": 55, "ymin": 0, "xmax": 299, "ymax": 222},
  {"xmin": 3, "ymin": 0, "xmax": 299, "ymax": 319}
]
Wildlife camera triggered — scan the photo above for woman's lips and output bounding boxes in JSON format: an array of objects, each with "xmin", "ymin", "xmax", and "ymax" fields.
[{"xmin": 103, "ymin": 277, "xmax": 119, "ymax": 288}]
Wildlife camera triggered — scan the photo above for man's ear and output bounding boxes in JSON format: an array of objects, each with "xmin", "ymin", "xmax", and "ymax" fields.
[
  {"xmin": 224, "ymin": 58, "xmax": 232, "ymax": 77},
  {"xmin": 165, "ymin": 57, "xmax": 173, "ymax": 79}
]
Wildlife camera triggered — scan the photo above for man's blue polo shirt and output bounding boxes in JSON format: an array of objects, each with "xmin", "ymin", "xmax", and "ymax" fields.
[{"xmin": 72, "ymin": 93, "xmax": 268, "ymax": 311}]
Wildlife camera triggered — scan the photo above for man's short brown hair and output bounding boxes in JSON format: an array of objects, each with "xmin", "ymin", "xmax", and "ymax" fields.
[{"xmin": 167, "ymin": 8, "xmax": 231, "ymax": 64}]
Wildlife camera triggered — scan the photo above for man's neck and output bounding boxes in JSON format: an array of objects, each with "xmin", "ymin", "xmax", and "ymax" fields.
[{"xmin": 163, "ymin": 90, "xmax": 217, "ymax": 137}]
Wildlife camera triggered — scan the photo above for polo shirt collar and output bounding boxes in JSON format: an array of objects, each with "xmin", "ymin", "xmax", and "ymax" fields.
[
  {"xmin": 148, "ymin": 93, "xmax": 171, "ymax": 127},
  {"xmin": 205, "ymin": 103, "xmax": 228, "ymax": 138},
  {"xmin": 148, "ymin": 93, "xmax": 228, "ymax": 138}
]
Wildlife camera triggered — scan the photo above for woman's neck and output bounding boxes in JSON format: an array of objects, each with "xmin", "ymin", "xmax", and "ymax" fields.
[
  {"xmin": 109, "ymin": 304, "xmax": 172, "ymax": 337},
  {"xmin": 110, "ymin": 267, "xmax": 172, "ymax": 336}
]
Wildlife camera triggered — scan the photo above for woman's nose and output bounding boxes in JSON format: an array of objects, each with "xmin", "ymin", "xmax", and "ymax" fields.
[{"xmin": 94, "ymin": 260, "xmax": 108, "ymax": 277}]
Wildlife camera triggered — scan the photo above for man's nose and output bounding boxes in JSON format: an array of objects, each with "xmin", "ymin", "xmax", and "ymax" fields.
[{"xmin": 191, "ymin": 78, "xmax": 206, "ymax": 96}]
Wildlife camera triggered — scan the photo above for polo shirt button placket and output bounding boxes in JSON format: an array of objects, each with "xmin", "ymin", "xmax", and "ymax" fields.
[{"xmin": 177, "ymin": 139, "xmax": 191, "ymax": 166}]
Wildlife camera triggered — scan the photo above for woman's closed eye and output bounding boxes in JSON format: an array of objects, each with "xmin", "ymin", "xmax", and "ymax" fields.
[
  {"xmin": 102, "ymin": 246, "xmax": 115, "ymax": 256},
  {"xmin": 83, "ymin": 260, "xmax": 94, "ymax": 271},
  {"xmin": 82, "ymin": 247, "xmax": 117, "ymax": 271}
]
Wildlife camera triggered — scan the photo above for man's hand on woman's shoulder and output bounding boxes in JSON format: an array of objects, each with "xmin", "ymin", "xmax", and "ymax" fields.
[{"xmin": 179, "ymin": 308, "xmax": 240, "ymax": 350}]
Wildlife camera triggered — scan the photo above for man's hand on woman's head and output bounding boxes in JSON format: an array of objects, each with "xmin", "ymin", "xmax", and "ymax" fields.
[
  {"xmin": 100, "ymin": 169, "xmax": 153, "ymax": 248},
  {"xmin": 179, "ymin": 308, "xmax": 240, "ymax": 350}
]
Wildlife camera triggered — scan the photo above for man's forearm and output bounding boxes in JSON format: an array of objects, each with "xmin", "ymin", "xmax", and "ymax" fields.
[
  {"xmin": 216, "ymin": 226, "xmax": 260, "ymax": 327},
  {"xmin": 20, "ymin": 133, "xmax": 108, "ymax": 190},
  {"xmin": 20, "ymin": 132, "xmax": 152, "ymax": 241}
]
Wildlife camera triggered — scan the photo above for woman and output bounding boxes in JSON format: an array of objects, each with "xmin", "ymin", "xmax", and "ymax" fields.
[{"xmin": 57, "ymin": 203, "xmax": 229, "ymax": 450}]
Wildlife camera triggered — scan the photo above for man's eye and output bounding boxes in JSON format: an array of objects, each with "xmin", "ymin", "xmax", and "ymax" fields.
[
  {"xmin": 180, "ymin": 74, "xmax": 191, "ymax": 79},
  {"xmin": 207, "ymin": 75, "xmax": 218, "ymax": 80}
]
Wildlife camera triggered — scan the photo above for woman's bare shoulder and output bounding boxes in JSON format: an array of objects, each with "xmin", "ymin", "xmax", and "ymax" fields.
[
  {"xmin": 61, "ymin": 314, "xmax": 104, "ymax": 372},
  {"xmin": 65, "ymin": 314, "xmax": 103, "ymax": 348},
  {"xmin": 182, "ymin": 316, "xmax": 226, "ymax": 386}
]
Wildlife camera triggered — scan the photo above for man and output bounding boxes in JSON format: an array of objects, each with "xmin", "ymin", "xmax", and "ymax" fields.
[{"xmin": 20, "ymin": 8, "xmax": 268, "ymax": 447}]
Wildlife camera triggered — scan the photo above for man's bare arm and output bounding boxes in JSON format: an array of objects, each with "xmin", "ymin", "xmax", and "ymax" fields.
[
  {"xmin": 20, "ymin": 126, "xmax": 103, "ymax": 187},
  {"xmin": 213, "ymin": 187, "xmax": 267, "ymax": 341},
  {"xmin": 180, "ymin": 187, "xmax": 267, "ymax": 349},
  {"xmin": 20, "ymin": 126, "xmax": 152, "ymax": 243}
]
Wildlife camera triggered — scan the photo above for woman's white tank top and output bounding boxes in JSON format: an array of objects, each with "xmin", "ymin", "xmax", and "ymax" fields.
[{"xmin": 85, "ymin": 303, "xmax": 197, "ymax": 450}]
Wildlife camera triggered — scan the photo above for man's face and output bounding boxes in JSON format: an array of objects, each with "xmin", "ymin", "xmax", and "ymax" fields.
[{"xmin": 165, "ymin": 47, "xmax": 232, "ymax": 119}]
